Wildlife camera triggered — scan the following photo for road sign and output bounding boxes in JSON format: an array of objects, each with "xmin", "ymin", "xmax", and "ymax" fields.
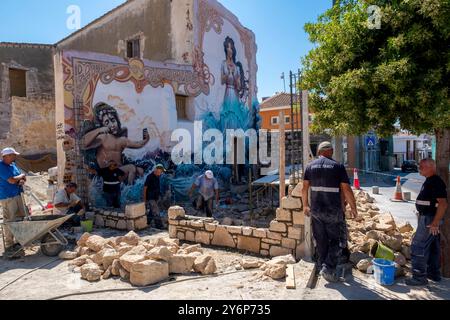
[{"xmin": 366, "ymin": 136, "xmax": 376, "ymax": 147}]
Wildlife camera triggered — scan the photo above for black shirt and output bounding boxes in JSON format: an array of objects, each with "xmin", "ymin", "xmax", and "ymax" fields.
[
  {"xmin": 303, "ymin": 156, "xmax": 350, "ymax": 215},
  {"xmin": 416, "ymin": 175, "xmax": 447, "ymax": 216},
  {"xmin": 98, "ymin": 168, "xmax": 125, "ymax": 194},
  {"xmin": 144, "ymin": 172, "xmax": 161, "ymax": 201}
]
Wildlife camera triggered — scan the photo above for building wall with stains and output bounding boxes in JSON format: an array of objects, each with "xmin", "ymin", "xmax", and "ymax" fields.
[
  {"xmin": 0, "ymin": 43, "xmax": 56, "ymax": 156},
  {"xmin": 55, "ymin": 0, "xmax": 259, "ymax": 207}
]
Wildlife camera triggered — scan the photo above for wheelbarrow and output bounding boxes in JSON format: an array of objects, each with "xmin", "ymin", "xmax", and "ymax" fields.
[{"xmin": 1, "ymin": 214, "xmax": 74, "ymax": 258}]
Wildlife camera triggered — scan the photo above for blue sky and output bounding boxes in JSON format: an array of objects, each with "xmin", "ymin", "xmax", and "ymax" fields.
[{"xmin": 0, "ymin": 0, "xmax": 332, "ymax": 100}]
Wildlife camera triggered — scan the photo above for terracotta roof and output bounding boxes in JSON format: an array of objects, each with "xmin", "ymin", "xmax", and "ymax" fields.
[{"xmin": 260, "ymin": 92, "xmax": 300, "ymax": 109}]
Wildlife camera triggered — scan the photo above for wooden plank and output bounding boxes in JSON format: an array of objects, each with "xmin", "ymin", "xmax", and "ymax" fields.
[{"xmin": 286, "ymin": 265, "xmax": 296, "ymax": 289}]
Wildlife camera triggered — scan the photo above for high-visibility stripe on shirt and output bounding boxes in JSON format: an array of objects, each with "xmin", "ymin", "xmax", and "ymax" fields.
[{"xmin": 310, "ymin": 186, "xmax": 340, "ymax": 193}]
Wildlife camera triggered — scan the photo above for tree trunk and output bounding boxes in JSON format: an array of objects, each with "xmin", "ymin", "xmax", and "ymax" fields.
[{"xmin": 435, "ymin": 128, "xmax": 450, "ymax": 278}]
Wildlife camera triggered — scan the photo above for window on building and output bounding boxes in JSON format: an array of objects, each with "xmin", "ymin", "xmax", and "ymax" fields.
[
  {"xmin": 271, "ymin": 116, "xmax": 279, "ymax": 125},
  {"xmin": 127, "ymin": 39, "xmax": 141, "ymax": 58},
  {"xmin": 176, "ymin": 95, "xmax": 188, "ymax": 120},
  {"xmin": 9, "ymin": 68, "xmax": 27, "ymax": 97},
  {"xmin": 285, "ymin": 116, "xmax": 290, "ymax": 124}
]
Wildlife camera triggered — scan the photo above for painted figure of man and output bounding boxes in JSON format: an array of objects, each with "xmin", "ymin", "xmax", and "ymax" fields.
[{"xmin": 83, "ymin": 102, "xmax": 150, "ymax": 184}]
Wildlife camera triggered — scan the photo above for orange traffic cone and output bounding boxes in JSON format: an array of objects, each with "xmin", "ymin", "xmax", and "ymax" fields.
[
  {"xmin": 353, "ymin": 169, "xmax": 361, "ymax": 190},
  {"xmin": 391, "ymin": 176, "xmax": 404, "ymax": 202}
]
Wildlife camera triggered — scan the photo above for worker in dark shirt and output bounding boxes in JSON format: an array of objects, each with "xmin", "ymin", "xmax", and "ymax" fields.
[
  {"xmin": 143, "ymin": 164, "xmax": 165, "ymax": 229},
  {"xmin": 302, "ymin": 141, "xmax": 358, "ymax": 283},
  {"xmin": 97, "ymin": 160, "xmax": 125, "ymax": 209},
  {"xmin": 406, "ymin": 159, "xmax": 448, "ymax": 286}
]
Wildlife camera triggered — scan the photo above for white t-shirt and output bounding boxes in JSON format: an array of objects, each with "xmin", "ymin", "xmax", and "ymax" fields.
[{"xmin": 53, "ymin": 189, "xmax": 81, "ymax": 215}]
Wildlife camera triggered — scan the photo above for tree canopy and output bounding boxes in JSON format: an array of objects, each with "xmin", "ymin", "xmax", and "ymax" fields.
[{"xmin": 301, "ymin": 0, "xmax": 450, "ymax": 137}]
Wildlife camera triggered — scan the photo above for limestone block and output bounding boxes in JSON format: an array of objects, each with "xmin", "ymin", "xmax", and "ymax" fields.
[
  {"xmin": 193, "ymin": 255, "xmax": 217, "ymax": 275},
  {"xmin": 276, "ymin": 208, "xmax": 292, "ymax": 222},
  {"xmin": 292, "ymin": 211, "xmax": 305, "ymax": 225},
  {"xmin": 269, "ymin": 221, "xmax": 287, "ymax": 233},
  {"xmin": 85, "ymin": 235, "xmax": 107, "ymax": 252},
  {"xmin": 269, "ymin": 246, "xmax": 292, "ymax": 257},
  {"xmin": 281, "ymin": 196, "xmax": 302, "ymax": 210},
  {"xmin": 185, "ymin": 230, "xmax": 195, "ymax": 242},
  {"xmin": 59, "ymin": 250, "xmax": 77, "ymax": 260},
  {"xmin": 205, "ymin": 223, "xmax": 217, "ymax": 232},
  {"xmin": 80, "ymin": 263, "xmax": 102, "ymax": 282},
  {"xmin": 168, "ymin": 206, "xmax": 185, "ymax": 220},
  {"xmin": 134, "ymin": 216, "xmax": 148, "ymax": 230},
  {"xmin": 168, "ymin": 254, "xmax": 196, "ymax": 274},
  {"xmin": 282, "ymin": 238, "xmax": 297, "ymax": 250},
  {"xmin": 195, "ymin": 231, "xmax": 211, "ymax": 245},
  {"xmin": 116, "ymin": 220, "xmax": 127, "ymax": 230},
  {"xmin": 291, "ymin": 183, "xmax": 303, "ymax": 198},
  {"xmin": 130, "ymin": 260, "xmax": 169, "ymax": 286},
  {"xmin": 242, "ymin": 227, "xmax": 253, "ymax": 236},
  {"xmin": 147, "ymin": 246, "xmax": 173, "ymax": 262},
  {"xmin": 287, "ymin": 227, "xmax": 302, "ymax": 240},
  {"xmin": 211, "ymin": 226, "xmax": 236, "ymax": 248},
  {"xmin": 227, "ymin": 226, "xmax": 243, "ymax": 234},
  {"xmin": 253, "ymin": 228, "xmax": 267, "ymax": 238},
  {"xmin": 125, "ymin": 202, "xmax": 146, "ymax": 219},
  {"xmin": 267, "ymin": 231, "xmax": 282, "ymax": 240},
  {"xmin": 237, "ymin": 236, "xmax": 261, "ymax": 253}
]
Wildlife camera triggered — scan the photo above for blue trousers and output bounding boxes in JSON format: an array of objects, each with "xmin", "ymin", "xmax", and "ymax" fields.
[{"xmin": 411, "ymin": 215, "xmax": 441, "ymax": 281}]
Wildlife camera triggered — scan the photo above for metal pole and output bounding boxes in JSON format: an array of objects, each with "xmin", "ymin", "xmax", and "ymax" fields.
[
  {"xmin": 279, "ymin": 111, "xmax": 286, "ymax": 204},
  {"xmin": 301, "ymin": 89, "xmax": 313, "ymax": 260},
  {"xmin": 249, "ymin": 168, "xmax": 253, "ymax": 225}
]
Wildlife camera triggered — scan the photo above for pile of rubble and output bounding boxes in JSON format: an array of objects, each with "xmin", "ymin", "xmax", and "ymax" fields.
[
  {"xmin": 347, "ymin": 191, "xmax": 414, "ymax": 277},
  {"xmin": 59, "ymin": 231, "xmax": 217, "ymax": 286}
]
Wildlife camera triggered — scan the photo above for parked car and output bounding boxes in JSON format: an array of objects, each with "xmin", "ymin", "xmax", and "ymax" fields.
[{"xmin": 401, "ymin": 160, "xmax": 418, "ymax": 172}]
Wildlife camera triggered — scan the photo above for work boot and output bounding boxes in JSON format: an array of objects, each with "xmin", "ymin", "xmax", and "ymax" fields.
[
  {"xmin": 405, "ymin": 277, "xmax": 428, "ymax": 286},
  {"xmin": 427, "ymin": 274, "xmax": 442, "ymax": 282},
  {"xmin": 319, "ymin": 267, "xmax": 339, "ymax": 283}
]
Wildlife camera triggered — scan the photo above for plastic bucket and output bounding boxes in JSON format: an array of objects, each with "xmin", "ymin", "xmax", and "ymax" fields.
[
  {"xmin": 370, "ymin": 241, "xmax": 395, "ymax": 261},
  {"xmin": 373, "ymin": 258, "xmax": 395, "ymax": 286},
  {"xmin": 81, "ymin": 220, "xmax": 93, "ymax": 232}
]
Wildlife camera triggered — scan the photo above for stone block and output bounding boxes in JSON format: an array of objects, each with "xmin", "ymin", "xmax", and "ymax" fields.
[
  {"xmin": 205, "ymin": 223, "xmax": 217, "ymax": 232},
  {"xmin": 276, "ymin": 208, "xmax": 292, "ymax": 222},
  {"xmin": 227, "ymin": 226, "xmax": 243, "ymax": 234},
  {"xmin": 193, "ymin": 255, "xmax": 217, "ymax": 275},
  {"xmin": 269, "ymin": 221, "xmax": 287, "ymax": 233},
  {"xmin": 130, "ymin": 260, "xmax": 169, "ymax": 286},
  {"xmin": 253, "ymin": 228, "xmax": 267, "ymax": 238},
  {"xmin": 237, "ymin": 236, "xmax": 261, "ymax": 253},
  {"xmin": 211, "ymin": 226, "xmax": 236, "ymax": 248},
  {"xmin": 281, "ymin": 238, "xmax": 297, "ymax": 249},
  {"xmin": 262, "ymin": 238, "xmax": 281, "ymax": 245},
  {"xmin": 288, "ymin": 227, "xmax": 302, "ymax": 240},
  {"xmin": 169, "ymin": 225, "xmax": 177, "ymax": 238},
  {"xmin": 125, "ymin": 202, "xmax": 146, "ymax": 219},
  {"xmin": 169, "ymin": 254, "xmax": 196, "ymax": 274},
  {"xmin": 168, "ymin": 206, "xmax": 185, "ymax": 220},
  {"xmin": 195, "ymin": 231, "xmax": 211, "ymax": 245},
  {"xmin": 177, "ymin": 232, "xmax": 185, "ymax": 240},
  {"xmin": 134, "ymin": 216, "xmax": 148, "ymax": 230},
  {"xmin": 126, "ymin": 220, "xmax": 135, "ymax": 231},
  {"xmin": 116, "ymin": 220, "xmax": 127, "ymax": 230},
  {"xmin": 281, "ymin": 196, "xmax": 302, "ymax": 210},
  {"xmin": 185, "ymin": 230, "xmax": 196, "ymax": 242},
  {"xmin": 270, "ymin": 246, "xmax": 292, "ymax": 257},
  {"xmin": 189, "ymin": 220, "xmax": 203, "ymax": 228},
  {"xmin": 291, "ymin": 182, "xmax": 303, "ymax": 198},
  {"xmin": 94, "ymin": 215, "xmax": 104, "ymax": 227},
  {"xmin": 261, "ymin": 243, "xmax": 270, "ymax": 250},
  {"xmin": 267, "ymin": 231, "xmax": 282, "ymax": 240},
  {"xmin": 292, "ymin": 211, "xmax": 305, "ymax": 225},
  {"xmin": 242, "ymin": 227, "xmax": 253, "ymax": 236}
]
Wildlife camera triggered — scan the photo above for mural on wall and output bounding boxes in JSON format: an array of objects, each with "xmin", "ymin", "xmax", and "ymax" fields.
[{"xmin": 59, "ymin": 0, "xmax": 260, "ymax": 208}]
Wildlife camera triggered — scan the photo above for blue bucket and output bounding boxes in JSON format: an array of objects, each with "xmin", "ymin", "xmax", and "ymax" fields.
[{"xmin": 373, "ymin": 258, "xmax": 395, "ymax": 286}]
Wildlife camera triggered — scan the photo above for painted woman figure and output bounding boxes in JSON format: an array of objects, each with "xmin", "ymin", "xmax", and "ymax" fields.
[{"xmin": 220, "ymin": 37, "xmax": 249, "ymax": 130}]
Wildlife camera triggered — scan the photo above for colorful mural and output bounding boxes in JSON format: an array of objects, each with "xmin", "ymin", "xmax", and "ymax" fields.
[{"xmin": 57, "ymin": 0, "xmax": 260, "ymax": 208}]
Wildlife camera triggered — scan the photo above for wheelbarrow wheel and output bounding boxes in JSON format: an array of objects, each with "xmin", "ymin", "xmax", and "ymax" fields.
[{"xmin": 40, "ymin": 233, "xmax": 65, "ymax": 257}]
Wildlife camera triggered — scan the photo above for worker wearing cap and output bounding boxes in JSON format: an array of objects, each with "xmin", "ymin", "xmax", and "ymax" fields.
[
  {"xmin": 144, "ymin": 164, "xmax": 165, "ymax": 229},
  {"xmin": 406, "ymin": 159, "xmax": 448, "ymax": 286},
  {"xmin": 0, "ymin": 147, "xmax": 27, "ymax": 258},
  {"xmin": 189, "ymin": 170, "xmax": 219, "ymax": 218},
  {"xmin": 302, "ymin": 141, "xmax": 358, "ymax": 282}
]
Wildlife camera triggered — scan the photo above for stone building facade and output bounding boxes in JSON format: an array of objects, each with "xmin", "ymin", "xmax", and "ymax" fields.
[{"xmin": 0, "ymin": 42, "xmax": 56, "ymax": 157}]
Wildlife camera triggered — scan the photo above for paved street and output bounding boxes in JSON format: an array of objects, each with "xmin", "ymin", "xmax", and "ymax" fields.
[{"xmin": 358, "ymin": 169, "xmax": 425, "ymax": 229}]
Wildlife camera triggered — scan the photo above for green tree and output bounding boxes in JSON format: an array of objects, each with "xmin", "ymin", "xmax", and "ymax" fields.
[{"xmin": 301, "ymin": 0, "xmax": 450, "ymax": 276}]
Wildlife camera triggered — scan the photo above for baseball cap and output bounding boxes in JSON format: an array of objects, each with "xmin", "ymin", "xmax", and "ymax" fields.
[
  {"xmin": 155, "ymin": 164, "xmax": 166, "ymax": 172},
  {"xmin": 1, "ymin": 147, "xmax": 20, "ymax": 157},
  {"xmin": 317, "ymin": 141, "xmax": 333, "ymax": 152},
  {"xmin": 205, "ymin": 170, "xmax": 214, "ymax": 179}
]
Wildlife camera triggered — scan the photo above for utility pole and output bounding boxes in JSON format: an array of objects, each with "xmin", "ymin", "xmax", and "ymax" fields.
[
  {"xmin": 281, "ymin": 72, "xmax": 286, "ymax": 93},
  {"xmin": 279, "ymin": 111, "xmax": 286, "ymax": 204}
]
